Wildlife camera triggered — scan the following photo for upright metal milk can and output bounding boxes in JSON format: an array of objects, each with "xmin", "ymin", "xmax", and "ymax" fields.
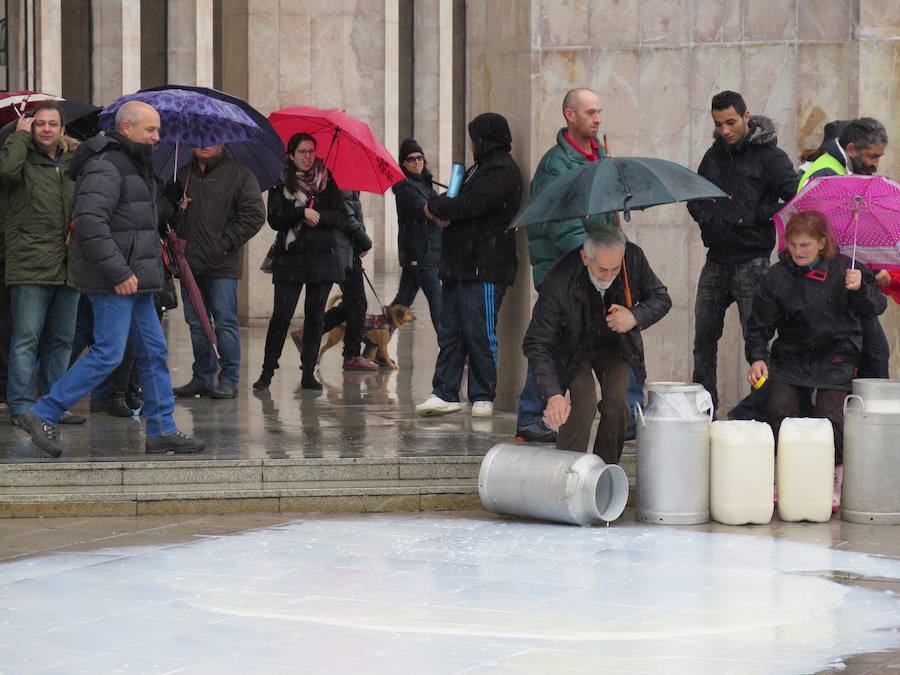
[
  {"xmin": 635, "ymin": 382, "xmax": 713, "ymax": 524},
  {"xmin": 842, "ymin": 378, "xmax": 900, "ymax": 524},
  {"xmin": 478, "ymin": 444, "xmax": 629, "ymax": 526}
]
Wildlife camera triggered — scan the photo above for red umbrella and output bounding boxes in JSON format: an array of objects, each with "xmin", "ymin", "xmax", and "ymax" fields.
[
  {"xmin": 164, "ymin": 228, "xmax": 220, "ymax": 359},
  {"xmin": 267, "ymin": 106, "xmax": 404, "ymax": 194},
  {"xmin": 0, "ymin": 91, "xmax": 61, "ymax": 125}
]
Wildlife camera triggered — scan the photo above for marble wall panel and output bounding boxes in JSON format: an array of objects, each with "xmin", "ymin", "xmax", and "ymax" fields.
[
  {"xmin": 742, "ymin": 44, "xmax": 797, "ymax": 157},
  {"xmin": 857, "ymin": 40, "xmax": 900, "ymax": 180},
  {"xmin": 745, "ymin": 0, "xmax": 796, "ymax": 41},
  {"xmin": 796, "ymin": 43, "xmax": 850, "ymax": 156},
  {"xmin": 277, "ymin": 13, "xmax": 312, "ymax": 105},
  {"xmin": 639, "ymin": 0, "xmax": 691, "ymax": 45},
  {"xmin": 635, "ymin": 48, "xmax": 691, "ymax": 168},
  {"xmin": 587, "ymin": 0, "xmax": 640, "ymax": 47},
  {"xmin": 589, "ymin": 48, "xmax": 640, "ymax": 156},
  {"xmin": 687, "ymin": 46, "xmax": 742, "ymax": 170},
  {"xmin": 534, "ymin": 50, "xmax": 590, "ymax": 148},
  {"xmin": 797, "ymin": 0, "xmax": 853, "ymax": 41},
  {"xmin": 538, "ymin": 0, "xmax": 591, "ymax": 46},
  {"xmin": 692, "ymin": 0, "xmax": 743, "ymax": 43},
  {"xmin": 859, "ymin": 0, "xmax": 900, "ymax": 37}
]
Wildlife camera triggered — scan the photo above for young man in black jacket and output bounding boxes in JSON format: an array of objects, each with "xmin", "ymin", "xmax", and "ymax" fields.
[
  {"xmin": 523, "ymin": 228, "xmax": 671, "ymax": 463},
  {"xmin": 415, "ymin": 113, "xmax": 522, "ymax": 418},
  {"xmin": 686, "ymin": 90, "xmax": 798, "ymax": 414}
]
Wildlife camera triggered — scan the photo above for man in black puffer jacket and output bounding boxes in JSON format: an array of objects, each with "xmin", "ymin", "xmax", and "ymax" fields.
[
  {"xmin": 415, "ymin": 113, "xmax": 522, "ymax": 418},
  {"xmin": 686, "ymin": 90, "xmax": 798, "ymax": 414},
  {"xmin": 17, "ymin": 101, "xmax": 204, "ymax": 458}
]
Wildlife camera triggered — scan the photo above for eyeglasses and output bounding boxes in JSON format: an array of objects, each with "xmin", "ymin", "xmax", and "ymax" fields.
[
  {"xmin": 404, "ymin": 155, "xmax": 425, "ymax": 163},
  {"xmin": 296, "ymin": 149, "xmax": 316, "ymax": 156}
]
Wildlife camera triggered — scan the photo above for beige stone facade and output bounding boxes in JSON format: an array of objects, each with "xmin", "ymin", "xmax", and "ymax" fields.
[{"xmin": 7, "ymin": 0, "xmax": 900, "ymax": 410}]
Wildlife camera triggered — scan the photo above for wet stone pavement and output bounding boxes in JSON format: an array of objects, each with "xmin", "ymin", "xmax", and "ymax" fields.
[{"xmin": 0, "ymin": 267, "xmax": 897, "ymax": 673}]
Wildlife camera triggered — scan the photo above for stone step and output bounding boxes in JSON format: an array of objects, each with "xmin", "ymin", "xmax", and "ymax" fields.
[{"xmin": 0, "ymin": 454, "xmax": 636, "ymax": 518}]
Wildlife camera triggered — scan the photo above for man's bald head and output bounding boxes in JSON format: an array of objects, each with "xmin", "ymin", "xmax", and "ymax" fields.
[
  {"xmin": 562, "ymin": 88, "xmax": 602, "ymax": 143},
  {"xmin": 115, "ymin": 101, "xmax": 161, "ymax": 146}
]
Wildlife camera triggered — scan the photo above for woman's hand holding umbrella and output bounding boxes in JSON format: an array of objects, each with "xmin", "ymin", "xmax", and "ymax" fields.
[
  {"xmin": 845, "ymin": 268, "xmax": 862, "ymax": 291},
  {"xmin": 304, "ymin": 208, "xmax": 320, "ymax": 227}
]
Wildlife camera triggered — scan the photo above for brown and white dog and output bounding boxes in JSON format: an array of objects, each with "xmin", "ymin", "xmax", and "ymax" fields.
[{"xmin": 317, "ymin": 294, "xmax": 416, "ymax": 369}]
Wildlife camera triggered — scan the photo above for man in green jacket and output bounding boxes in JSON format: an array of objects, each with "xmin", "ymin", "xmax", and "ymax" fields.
[
  {"xmin": 0, "ymin": 102, "xmax": 83, "ymax": 426},
  {"xmin": 516, "ymin": 88, "xmax": 617, "ymax": 442}
]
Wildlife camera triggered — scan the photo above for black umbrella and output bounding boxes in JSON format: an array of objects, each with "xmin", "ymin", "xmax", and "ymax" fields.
[
  {"xmin": 139, "ymin": 84, "xmax": 284, "ymax": 190},
  {"xmin": 509, "ymin": 156, "xmax": 728, "ymax": 229}
]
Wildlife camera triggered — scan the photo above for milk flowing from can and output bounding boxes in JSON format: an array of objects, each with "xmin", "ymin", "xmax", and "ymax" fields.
[
  {"xmin": 635, "ymin": 382, "xmax": 713, "ymax": 524},
  {"xmin": 776, "ymin": 418, "xmax": 834, "ymax": 523},
  {"xmin": 710, "ymin": 421, "xmax": 774, "ymax": 525}
]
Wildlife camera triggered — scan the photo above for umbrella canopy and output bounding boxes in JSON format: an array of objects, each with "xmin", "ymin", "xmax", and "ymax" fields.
[
  {"xmin": 0, "ymin": 92, "xmax": 101, "ymax": 143},
  {"xmin": 139, "ymin": 85, "xmax": 284, "ymax": 190},
  {"xmin": 773, "ymin": 174, "xmax": 900, "ymax": 270},
  {"xmin": 267, "ymin": 106, "xmax": 404, "ymax": 194},
  {"xmin": 98, "ymin": 90, "xmax": 259, "ymax": 148},
  {"xmin": 509, "ymin": 156, "xmax": 727, "ymax": 229}
]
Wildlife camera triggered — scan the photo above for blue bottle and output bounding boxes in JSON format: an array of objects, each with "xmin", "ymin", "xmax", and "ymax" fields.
[{"xmin": 446, "ymin": 163, "xmax": 465, "ymax": 197}]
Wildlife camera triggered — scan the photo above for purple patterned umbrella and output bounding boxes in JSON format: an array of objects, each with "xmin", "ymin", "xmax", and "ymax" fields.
[
  {"xmin": 98, "ymin": 89, "xmax": 259, "ymax": 147},
  {"xmin": 774, "ymin": 175, "xmax": 900, "ymax": 270}
]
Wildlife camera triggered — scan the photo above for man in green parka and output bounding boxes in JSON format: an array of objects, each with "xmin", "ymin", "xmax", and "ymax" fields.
[
  {"xmin": 0, "ymin": 102, "xmax": 83, "ymax": 426},
  {"xmin": 516, "ymin": 88, "xmax": 618, "ymax": 442}
]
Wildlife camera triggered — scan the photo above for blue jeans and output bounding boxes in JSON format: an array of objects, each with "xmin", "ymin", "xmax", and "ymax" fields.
[
  {"xmin": 32, "ymin": 293, "xmax": 177, "ymax": 438},
  {"xmin": 182, "ymin": 275, "xmax": 240, "ymax": 386},
  {"xmin": 392, "ymin": 266, "xmax": 442, "ymax": 336},
  {"xmin": 7, "ymin": 284, "xmax": 80, "ymax": 415},
  {"xmin": 432, "ymin": 281, "xmax": 505, "ymax": 403},
  {"xmin": 516, "ymin": 367, "xmax": 544, "ymax": 428}
]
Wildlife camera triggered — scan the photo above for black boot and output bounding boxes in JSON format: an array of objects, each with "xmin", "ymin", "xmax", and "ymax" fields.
[
  {"xmin": 301, "ymin": 373, "xmax": 322, "ymax": 390},
  {"xmin": 253, "ymin": 370, "xmax": 273, "ymax": 390},
  {"xmin": 108, "ymin": 396, "xmax": 136, "ymax": 417}
]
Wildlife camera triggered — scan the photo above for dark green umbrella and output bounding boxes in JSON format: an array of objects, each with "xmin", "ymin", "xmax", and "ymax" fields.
[{"xmin": 509, "ymin": 156, "xmax": 728, "ymax": 229}]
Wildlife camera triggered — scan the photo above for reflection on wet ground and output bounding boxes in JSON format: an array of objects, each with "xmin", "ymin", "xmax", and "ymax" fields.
[{"xmin": 0, "ymin": 266, "xmax": 520, "ymax": 463}]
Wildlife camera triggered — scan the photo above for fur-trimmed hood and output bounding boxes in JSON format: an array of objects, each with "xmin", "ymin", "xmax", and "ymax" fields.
[{"xmin": 714, "ymin": 115, "xmax": 779, "ymax": 152}]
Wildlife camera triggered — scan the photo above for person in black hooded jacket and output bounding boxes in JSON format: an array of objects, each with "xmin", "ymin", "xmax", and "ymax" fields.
[
  {"xmin": 415, "ymin": 113, "xmax": 522, "ymax": 418},
  {"xmin": 686, "ymin": 90, "xmax": 798, "ymax": 414}
]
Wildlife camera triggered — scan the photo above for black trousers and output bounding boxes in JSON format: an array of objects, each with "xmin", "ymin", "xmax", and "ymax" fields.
[
  {"xmin": 262, "ymin": 281, "xmax": 332, "ymax": 373},
  {"xmin": 767, "ymin": 380, "xmax": 846, "ymax": 464},
  {"xmin": 321, "ymin": 258, "xmax": 366, "ymax": 358}
]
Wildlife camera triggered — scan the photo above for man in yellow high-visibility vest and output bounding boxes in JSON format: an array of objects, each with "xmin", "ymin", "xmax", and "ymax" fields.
[{"xmin": 799, "ymin": 117, "xmax": 890, "ymax": 379}]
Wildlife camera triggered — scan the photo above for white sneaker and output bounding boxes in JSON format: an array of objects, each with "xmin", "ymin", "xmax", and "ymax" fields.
[
  {"xmin": 471, "ymin": 401, "xmax": 494, "ymax": 417},
  {"xmin": 416, "ymin": 395, "xmax": 461, "ymax": 417}
]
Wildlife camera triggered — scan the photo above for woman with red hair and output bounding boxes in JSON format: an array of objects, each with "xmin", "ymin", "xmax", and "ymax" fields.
[{"xmin": 745, "ymin": 210, "xmax": 887, "ymax": 509}]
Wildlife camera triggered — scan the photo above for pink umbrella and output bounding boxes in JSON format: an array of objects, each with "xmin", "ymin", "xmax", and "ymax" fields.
[
  {"xmin": 773, "ymin": 175, "xmax": 900, "ymax": 270},
  {"xmin": 267, "ymin": 106, "xmax": 404, "ymax": 194}
]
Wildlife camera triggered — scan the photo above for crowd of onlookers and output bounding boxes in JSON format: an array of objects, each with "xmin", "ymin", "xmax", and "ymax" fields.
[{"xmin": 1, "ymin": 89, "xmax": 897, "ymax": 500}]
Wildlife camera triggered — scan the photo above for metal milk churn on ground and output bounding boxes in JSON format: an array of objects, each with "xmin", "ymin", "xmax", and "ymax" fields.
[
  {"xmin": 635, "ymin": 382, "xmax": 713, "ymax": 524},
  {"xmin": 478, "ymin": 444, "xmax": 629, "ymax": 526},
  {"xmin": 842, "ymin": 378, "xmax": 900, "ymax": 524}
]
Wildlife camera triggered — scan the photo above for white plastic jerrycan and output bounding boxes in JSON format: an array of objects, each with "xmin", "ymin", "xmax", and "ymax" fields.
[
  {"xmin": 776, "ymin": 418, "xmax": 834, "ymax": 523},
  {"xmin": 710, "ymin": 421, "xmax": 774, "ymax": 525}
]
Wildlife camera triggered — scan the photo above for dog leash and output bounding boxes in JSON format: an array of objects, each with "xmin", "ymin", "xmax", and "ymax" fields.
[{"xmin": 362, "ymin": 268, "xmax": 390, "ymax": 323}]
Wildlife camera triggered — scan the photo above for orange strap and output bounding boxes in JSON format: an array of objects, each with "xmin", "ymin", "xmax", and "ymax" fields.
[{"xmin": 621, "ymin": 255, "xmax": 633, "ymax": 308}]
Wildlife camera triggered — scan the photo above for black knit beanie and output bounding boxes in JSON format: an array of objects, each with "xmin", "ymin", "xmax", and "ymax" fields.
[{"xmin": 399, "ymin": 138, "xmax": 424, "ymax": 162}]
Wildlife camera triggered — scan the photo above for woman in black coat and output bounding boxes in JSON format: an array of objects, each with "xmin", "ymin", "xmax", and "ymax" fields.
[
  {"xmin": 253, "ymin": 133, "xmax": 369, "ymax": 391},
  {"xmin": 390, "ymin": 138, "xmax": 442, "ymax": 333},
  {"xmin": 745, "ymin": 210, "xmax": 886, "ymax": 503}
]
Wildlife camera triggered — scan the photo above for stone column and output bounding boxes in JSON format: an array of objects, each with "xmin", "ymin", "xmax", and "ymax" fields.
[
  {"xmin": 35, "ymin": 0, "xmax": 62, "ymax": 95},
  {"xmin": 412, "ymin": 0, "xmax": 454, "ymax": 187},
  {"xmin": 167, "ymin": 0, "xmax": 214, "ymax": 86},
  {"xmin": 91, "ymin": 0, "xmax": 141, "ymax": 105},
  {"xmin": 467, "ymin": 1, "xmax": 535, "ymax": 412}
]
